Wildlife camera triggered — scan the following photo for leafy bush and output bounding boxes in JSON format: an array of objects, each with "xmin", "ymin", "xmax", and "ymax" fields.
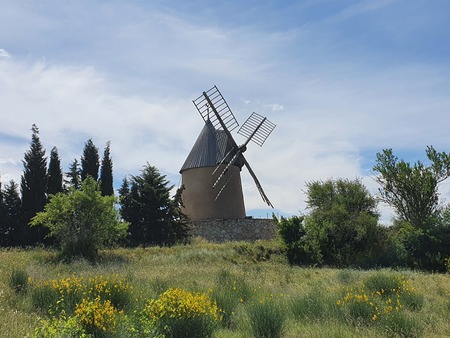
[
  {"xmin": 145, "ymin": 288, "xmax": 219, "ymax": 338},
  {"xmin": 30, "ymin": 274, "xmax": 132, "ymax": 315},
  {"xmin": 30, "ymin": 177, "xmax": 128, "ymax": 261},
  {"xmin": 75, "ymin": 297, "xmax": 121, "ymax": 337},
  {"xmin": 276, "ymin": 179, "xmax": 385, "ymax": 267},
  {"xmin": 33, "ymin": 313, "xmax": 86, "ymax": 338}
]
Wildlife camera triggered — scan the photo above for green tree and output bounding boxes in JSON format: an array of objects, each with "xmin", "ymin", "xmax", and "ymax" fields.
[
  {"xmin": 373, "ymin": 146, "xmax": 450, "ymax": 229},
  {"xmin": 47, "ymin": 146, "xmax": 63, "ymax": 196},
  {"xmin": 21, "ymin": 124, "xmax": 48, "ymax": 245},
  {"xmin": 99, "ymin": 141, "xmax": 114, "ymax": 196},
  {"xmin": 0, "ymin": 180, "xmax": 23, "ymax": 246},
  {"xmin": 0, "ymin": 179, "xmax": 5, "ymax": 244},
  {"xmin": 274, "ymin": 215, "xmax": 309, "ymax": 265},
  {"xmin": 81, "ymin": 139, "xmax": 100, "ymax": 181},
  {"xmin": 30, "ymin": 177, "xmax": 128, "ymax": 260},
  {"xmin": 119, "ymin": 164, "xmax": 188, "ymax": 246},
  {"xmin": 278, "ymin": 178, "xmax": 382, "ymax": 267},
  {"xmin": 66, "ymin": 158, "xmax": 81, "ymax": 190}
]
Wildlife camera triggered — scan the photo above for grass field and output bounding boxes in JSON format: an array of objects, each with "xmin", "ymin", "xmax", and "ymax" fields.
[{"xmin": 0, "ymin": 239, "xmax": 449, "ymax": 337}]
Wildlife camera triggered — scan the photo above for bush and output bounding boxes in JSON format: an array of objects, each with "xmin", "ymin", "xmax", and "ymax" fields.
[
  {"xmin": 247, "ymin": 300, "xmax": 286, "ymax": 338},
  {"xmin": 31, "ymin": 283, "xmax": 60, "ymax": 314},
  {"xmin": 145, "ymin": 288, "xmax": 219, "ymax": 338},
  {"xmin": 75, "ymin": 297, "xmax": 121, "ymax": 337},
  {"xmin": 364, "ymin": 273, "xmax": 403, "ymax": 297},
  {"xmin": 9, "ymin": 269, "xmax": 29, "ymax": 293},
  {"xmin": 30, "ymin": 274, "xmax": 133, "ymax": 315},
  {"xmin": 30, "ymin": 177, "xmax": 128, "ymax": 261},
  {"xmin": 381, "ymin": 312, "xmax": 423, "ymax": 338}
]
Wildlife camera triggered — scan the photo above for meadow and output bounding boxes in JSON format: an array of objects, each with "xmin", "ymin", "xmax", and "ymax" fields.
[{"xmin": 0, "ymin": 239, "xmax": 449, "ymax": 337}]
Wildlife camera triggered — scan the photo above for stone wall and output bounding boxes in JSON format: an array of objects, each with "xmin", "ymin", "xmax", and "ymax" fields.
[{"xmin": 188, "ymin": 218, "xmax": 277, "ymax": 243}]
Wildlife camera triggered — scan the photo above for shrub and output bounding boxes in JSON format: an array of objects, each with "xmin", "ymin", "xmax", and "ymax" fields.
[
  {"xmin": 364, "ymin": 273, "xmax": 403, "ymax": 297},
  {"xmin": 30, "ymin": 177, "xmax": 128, "ymax": 261},
  {"xmin": 9, "ymin": 269, "xmax": 29, "ymax": 293},
  {"xmin": 32, "ymin": 313, "xmax": 86, "ymax": 338},
  {"xmin": 30, "ymin": 274, "xmax": 133, "ymax": 315},
  {"xmin": 145, "ymin": 288, "xmax": 219, "ymax": 338},
  {"xmin": 401, "ymin": 291, "xmax": 424, "ymax": 311},
  {"xmin": 75, "ymin": 297, "xmax": 121, "ymax": 337},
  {"xmin": 247, "ymin": 300, "xmax": 286, "ymax": 338},
  {"xmin": 381, "ymin": 312, "xmax": 423, "ymax": 338},
  {"xmin": 31, "ymin": 283, "xmax": 60, "ymax": 314},
  {"xmin": 337, "ymin": 289, "xmax": 379, "ymax": 326}
]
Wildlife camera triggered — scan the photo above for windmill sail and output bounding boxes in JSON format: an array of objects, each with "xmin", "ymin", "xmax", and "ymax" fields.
[{"xmin": 191, "ymin": 85, "xmax": 275, "ymax": 208}]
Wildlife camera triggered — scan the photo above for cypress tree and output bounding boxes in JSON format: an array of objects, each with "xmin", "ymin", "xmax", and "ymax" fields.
[
  {"xmin": 0, "ymin": 179, "xmax": 4, "ymax": 241},
  {"xmin": 1, "ymin": 180, "xmax": 23, "ymax": 246},
  {"xmin": 66, "ymin": 158, "xmax": 81, "ymax": 190},
  {"xmin": 99, "ymin": 141, "xmax": 114, "ymax": 196},
  {"xmin": 21, "ymin": 124, "xmax": 48, "ymax": 245},
  {"xmin": 47, "ymin": 146, "xmax": 63, "ymax": 196},
  {"xmin": 81, "ymin": 139, "xmax": 100, "ymax": 181}
]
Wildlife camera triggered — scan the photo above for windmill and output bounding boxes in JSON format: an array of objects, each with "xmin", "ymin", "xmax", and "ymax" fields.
[{"xmin": 179, "ymin": 86, "xmax": 276, "ymax": 221}]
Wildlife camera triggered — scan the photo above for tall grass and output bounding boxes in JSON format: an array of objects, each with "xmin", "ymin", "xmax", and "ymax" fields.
[
  {"xmin": 247, "ymin": 300, "xmax": 286, "ymax": 338},
  {"xmin": 0, "ymin": 242, "xmax": 449, "ymax": 337}
]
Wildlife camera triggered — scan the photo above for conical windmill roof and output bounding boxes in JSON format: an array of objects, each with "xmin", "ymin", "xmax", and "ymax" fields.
[{"xmin": 180, "ymin": 120, "xmax": 244, "ymax": 173}]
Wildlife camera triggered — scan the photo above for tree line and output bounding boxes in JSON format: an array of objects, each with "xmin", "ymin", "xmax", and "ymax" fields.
[
  {"xmin": 276, "ymin": 146, "xmax": 450, "ymax": 272},
  {"xmin": 0, "ymin": 125, "xmax": 187, "ymax": 254}
]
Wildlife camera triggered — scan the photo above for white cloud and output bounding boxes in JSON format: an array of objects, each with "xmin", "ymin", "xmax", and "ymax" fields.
[
  {"xmin": 0, "ymin": 49, "xmax": 10, "ymax": 59},
  {"xmin": 0, "ymin": 0, "xmax": 450, "ymax": 223}
]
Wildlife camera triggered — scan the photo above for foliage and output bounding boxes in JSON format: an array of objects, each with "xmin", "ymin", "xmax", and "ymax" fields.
[
  {"xmin": 277, "ymin": 178, "xmax": 383, "ymax": 267},
  {"xmin": 303, "ymin": 178, "xmax": 382, "ymax": 266},
  {"xmin": 99, "ymin": 141, "xmax": 114, "ymax": 196},
  {"xmin": 30, "ymin": 177, "xmax": 128, "ymax": 260},
  {"xmin": 247, "ymin": 299, "xmax": 286, "ymax": 338},
  {"xmin": 75, "ymin": 297, "xmax": 121, "ymax": 337},
  {"xmin": 9, "ymin": 268, "xmax": 29, "ymax": 293},
  {"xmin": 1, "ymin": 244, "xmax": 449, "ymax": 337},
  {"xmin": 0, "ymin": 180, "xmax": 23, "ymax": 247},
  {"xmin": 81, "ymin": 138, "xmax": 100, "ymax": 182},
  {"xmin": 29, "ymin": 273, "xmax": 132, "ymax": 315},
  {"xmin": 145, "ymin": 287, "xmax": 219, "ymax": 338},
  {"xmin": 373, "ymin": 146, "xmax": 450, "ymax": 229},
  {"xmin": 337, "ymin": 273, "xmax": 423, "ymax": 329},
  {"xmin": 275, "ymin": 215, "xmax": 309, "ymax": 265},
  {"xmin": 47, "ymin": 147, "xmax": 63, "ymax": 196},
  {"xmin": 33, "ymin": 312, "xmax": 87, "ymax": 338},
  {"xmin": 65, "ymin": 158, "xmax": 81, "ymax": 190},
  {"xmin": 119, "ymin": 163, "xmax": 189, "ymax": 246},
  {"xmin": 21, "ymin": 124, "xmax": 48, "ymax": 245},
  {"xmin": 211, "ymin": 269, "xmax": 252, "ymax": 328},
  {"xmin": 289, "ymin": 288, "xmax": 339, "ymax": 322}
]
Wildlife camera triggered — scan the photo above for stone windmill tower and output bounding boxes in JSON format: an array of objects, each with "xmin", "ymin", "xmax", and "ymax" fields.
[{"xmin": 179, "ymin": 86, "xmax": 276, "ymax": 221}]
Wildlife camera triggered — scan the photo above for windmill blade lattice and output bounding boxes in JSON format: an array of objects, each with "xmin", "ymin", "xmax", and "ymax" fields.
[
  {"xmin": 191, "ymin": 85, "xmax": 275, "ymax": 208},
  {"xmin": 238, "ymin": 112, "xmax": 276, "ymax": 147},
  {"xmin": 193, "ymin": 86, "xmax": 239, "ymax": 133}
]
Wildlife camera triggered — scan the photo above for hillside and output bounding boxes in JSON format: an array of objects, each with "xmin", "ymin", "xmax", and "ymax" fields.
[{"xmin": 0, "ymin": 240, "xmax": 449, "ymax": 337}]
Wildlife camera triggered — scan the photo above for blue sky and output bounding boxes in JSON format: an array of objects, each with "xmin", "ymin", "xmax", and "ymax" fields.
[{"xmin": 1, "ymin": 0, "xmax": 450, "ymax": 222}]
